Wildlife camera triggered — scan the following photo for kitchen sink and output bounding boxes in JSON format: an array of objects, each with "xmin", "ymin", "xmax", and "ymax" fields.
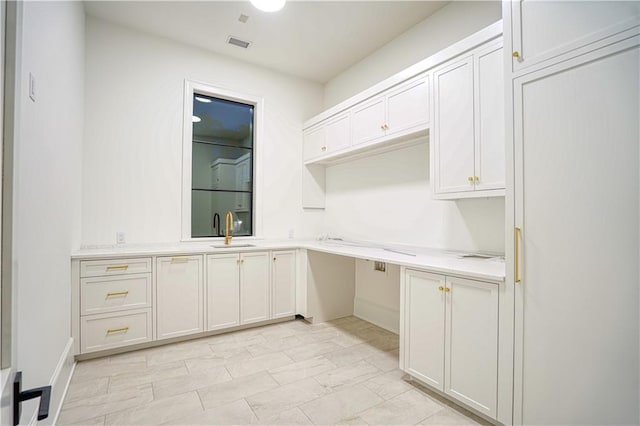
[{"xmin": 211, "ymin": 243, "xmax": 256, "ymax": 248}]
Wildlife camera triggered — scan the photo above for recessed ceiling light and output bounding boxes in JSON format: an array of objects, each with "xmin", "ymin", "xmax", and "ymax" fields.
[
  {"xmin": 195, "ymin": 96, "xmax": 212, "ymax": 103},
  {"xmin": 192, "ymin": 115, "xmax": 201, "ymax": 123},
  {"xmin": 250, "ymin": 0, "xmax": 286, "ymax": 13}
]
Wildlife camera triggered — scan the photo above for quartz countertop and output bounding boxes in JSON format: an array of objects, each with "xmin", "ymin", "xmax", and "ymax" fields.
[{"xmin": 72, "ymin": 238, "xmax": 505, "ymax": 282}]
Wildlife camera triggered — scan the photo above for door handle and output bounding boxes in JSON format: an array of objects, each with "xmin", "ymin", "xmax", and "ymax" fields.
[{"xmin": 13, "ymin": 371, "xmax": 52, "ymax": 426}]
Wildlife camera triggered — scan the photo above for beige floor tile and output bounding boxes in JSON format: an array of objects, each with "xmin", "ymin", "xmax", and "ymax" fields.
[
  {"xmin": 330, "ymin": 332, "xmax": 369, "ymax": 348},
  {"xmin": 246, "ymin": 377, "xmax": 330, "ymax": 420},
  {"xmin": 337, "ymin": 416, "xmax": 369, "ymax": 425},
  {"xmin": 153, "ymin": 365, "xmax": 232, "ymax": 399},
  {"xmin": 418, "ymin": 407, "xmax": 482, "ymax": 425},
  {"xmin": 226, "ymin": 351, "xmax": 293, "ymax": 378},
  {"xmin": 209, "ymin": 334, "xmax": 267, "ymax": 352},
  {"xmin": 198, "ymin": 371, "xmax": 279, "ymax": 409},
  {"xmin": 324, "ymin": 343, "xmax": 382, "ymax": 367},
  {"xmin": 58, "ymin": 384, "xmax": 154, "ymax": 425},
  {"xmin": 246, "ymin": 334, "xmax": 304, "ymax": 357},
  {"xmin": 299, "ymin": 384, "xmax": 383, "ymax": 425},
  {"xmin": 105, "ymin": 391, "xmax": 203, "ymax": 425},
  {"xmin": 257, "ymin": 407, "xmax": 313, "ymax": 425},
  {"xmin": 367, "ymin": 333, "xmax": 400, "ymax": 352},
  {"xmin": 163, "ymin": 398, "xmax": 258, "ymax": 425},
  {"xmin": 365, "ymin": 348, "xmax": 400, "ymax": 372},
  {"xmin": 313, "ymin": 359, "xmax": 381, "ymax": 391},
  {"xmin": 358, "ymin": 389, "xmax": 445, "ymax": 425},
  {"xmin": 145, "ymin": 341, "xmax": 213, "ymax": 367},
  {"xmin": 64, "ymin": 376, "xmax": 109, "ymax": 403},
  {"xmin": 362, "ymin": 369, "xmax": 413, "ymax": 400},
  {"xmin": 184, "ymin": 347, "xmax": 252, "ymax": 374},
  {"xmin": 108, "ymin": 351, "xmax": 147, "ymax": 365},
  {"xmin": 108, "ymin": 361, "xmax": 188, "ymax": 393},
  {"xmin": 57, "ymin": 414, "xmax": 106, "ymax": 426},
  {"xmin": 268, "ymin": 355, "xmax": 337, "ymax": 385},
  {"xmin": 284, "ymin": 340, "xmax": 343, "ymax": 362},
  {"xmin": 72, "ymin": 359, "xmax": 145, "ymax": 383}
]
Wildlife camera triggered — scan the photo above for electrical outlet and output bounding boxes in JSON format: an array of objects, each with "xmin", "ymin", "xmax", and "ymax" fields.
[
  {"xmin": 116, "ymin": 232, "xmax": 126, "ymax": 244},
  {"xmin": 374, "ymin": 261, "xmax": 386, "ymax": 272},
  {"xmin": 288, "ymin": 229, "xmax": 295, "ymax": 239}
]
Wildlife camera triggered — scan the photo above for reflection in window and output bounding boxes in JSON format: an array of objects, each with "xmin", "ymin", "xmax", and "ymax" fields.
[{"xmin": 191, "ymin": 94, "xmax": 254, "ymax": 238}]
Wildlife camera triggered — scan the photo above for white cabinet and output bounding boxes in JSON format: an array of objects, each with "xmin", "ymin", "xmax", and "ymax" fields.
[
  {"xmin": 156, "ymin": 255, "xmax": 204, "ymax": 340},
  {"xmin": 401, "ymin": 268, "xmax": 499, "ymax": 419},
  {"xmin": 207, "ymin": 251, "xmax": 271, "ymax": 329},
  {"xmin": 352, "ymin": 74, "xmax": 429, "ymax": 147},
  {"xmin": 303, "ymin": 112, "xmax": 351, "ymax": 162},
  {"xmin": 508, "ymin": 0, "xmax": 640, "ymax": 73},
  {"xmin": 240, "ymin": 252, "xmax": 271, "ymax": 325},
  {"xmin": 206, "ymin": 253, "xmax": 240, "ymax": 331},
  {"xmin": 271, "ymin": 250, "xmax": 296, "ymax": 319},
  {"xmin": 431, "ymin": 38, "xmax": 504, "ymax": 199}
]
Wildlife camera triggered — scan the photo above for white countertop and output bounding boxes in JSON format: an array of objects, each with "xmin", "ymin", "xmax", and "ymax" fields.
[{"xmin": 72, "ymin": 239, "xmax": 505, "ymax": 282}]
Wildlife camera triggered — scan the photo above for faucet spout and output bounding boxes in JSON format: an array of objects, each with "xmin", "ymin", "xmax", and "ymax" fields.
[{"xmin": 224, "ymin": 211, "xmax": 233, "ymax": 245}]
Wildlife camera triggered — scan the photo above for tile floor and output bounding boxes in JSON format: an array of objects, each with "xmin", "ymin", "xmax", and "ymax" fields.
[{"xmin": 58, "ymin": 317, "xmax": 486, "ymax": 425}]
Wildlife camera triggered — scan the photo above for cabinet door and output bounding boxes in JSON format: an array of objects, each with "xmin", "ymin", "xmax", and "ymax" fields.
[
  {"xmin": 444, "ymin": 276, "xmax": 498, "ymax": 418},
  {"xmin": 303, "ymin": 125, "xmax": 325, "ymax": 161},
  {"xmin": 325, "ymin": 112, "xmax": 351, "ymax": 154},
  {"xmin": 386, "ymin": 75, "xmax": 429, "ymax": 138},
  {"xmin": 510, "ymin": 0, "xmax": 640, "ymax": 72},
  {"xmin": 207, "ymin": 254, "xmax": 240, "ymax": 331},
  {"xmin": 271, "ymin": 251, "xmax": 296, "ymax": 319},
  {"xmin": 401, "ymin": 269, "xmax": 446, "ymax": 391},
  {"xmin": 352, "ymin": 95, "xmax": 386, "ymax": 146},
  {"xmin": 432, "ymin": 56, "xmax": 475, "ymax": 194},
  {"xmin": 240, "ymin": 252, "xmax": 270, "ymax": 325},
  {"xmin": 156, "ymin": 256, "xmax": 203, "ymax": 339},
  {"xmin": 474, "ymin": 42, "xmax": 505, "ymax": 191}
]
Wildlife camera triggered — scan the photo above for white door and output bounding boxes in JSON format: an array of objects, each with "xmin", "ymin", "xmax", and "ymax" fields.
[
  {"xmin": 386, "ymin": 75, "xmax": 429, "ymax": 137},
  {"xmin": 271, "ymin": 251, "xmax": 296, "ymax": 319},
  {"xmin": 303, "ymin": 125, "xmax": 325, "ymax": 161},
  {"xmin": 156, "ymin": 256, "xmax": 204, "ymax": 339},
  {"xmin": 401, "ymin": 269, "xmax": 446, "ymax": 391},
  {"xmin": 474, "ymin": 41, "xmax": 504, "ymax": 191},
  {"xmin": 324, "ymin": 112, "xmax": 351, "ymax": 154},
  {"xmin": 510, "ymin": 0, "xmax": 640, "ymax": 72},
  {"xmin": 240, "ymin": 252, "xmax": 270, "ymax": 325},
  {"xmin": 206, "ymin": 253, "xmax": 240, "ymax": 331},
  {"xmin": 513, "ymin": 37, "xmax": 640, "ymax": 424},
  {"xmin": 351, "ymin": 95, "xmax": 386, "ymax": 146},
  {"xmin": 432, "ymin": 55, "xmax": 475, "ymax": 194},
  {"xmin": 444, "ymin": 276, "xmax": 498, "ymax": 418}
]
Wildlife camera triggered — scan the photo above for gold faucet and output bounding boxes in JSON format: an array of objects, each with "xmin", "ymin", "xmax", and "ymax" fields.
[{"xmin": 224, "ymin": 211, "xmax": 233, "ymax": 245}]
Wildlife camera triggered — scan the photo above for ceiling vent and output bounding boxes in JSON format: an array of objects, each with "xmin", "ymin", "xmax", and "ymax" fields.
[{"xmin": 227, "ymin": 36, "xmax": 251, "ymax": 49}]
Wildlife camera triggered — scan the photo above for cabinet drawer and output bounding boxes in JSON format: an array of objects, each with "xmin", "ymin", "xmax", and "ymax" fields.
[
  {"xmin": 81, "ymin": 309, "xmax": 152, "ymax": 353},
  {"xmin": 81, "ymin": 273, "xmax": 152, "ymax": 316},
  {"xmin": 81, "ymin": 258, "xmax": 152, "ymax": 277}
]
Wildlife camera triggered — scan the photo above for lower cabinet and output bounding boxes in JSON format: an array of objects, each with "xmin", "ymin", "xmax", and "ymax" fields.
[
  {"xmin": 401, "ymin": 268, "xmax": 499, "ymax": 419},
  {"xmin": 239, "ymin": 252, "xmax": 270, "ymax": 325},
  {"xmin": 271, "ymin": 250, "xmax": 296, "ymax": 319},
  {"xmin": 207, "ymin": 253, "xmax": 241, "ymax": 331},
  {"xmin": 156, "ymin": 255, "xmax": 204, "ymax": 340}
]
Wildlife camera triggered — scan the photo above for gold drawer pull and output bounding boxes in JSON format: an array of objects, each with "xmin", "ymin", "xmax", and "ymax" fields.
[
  {"xmin": 106, "ymin": 326, "xmax": 129, "ymax": 334},
  {"xmin": 438, "ymin": 286, "xmax": 444, "ymax": 291},
  {"xmin": 512, "ymin": 51, "xmax": 520, "ymax": 58},
  {"xmin": 171, "ymin": 257, "xmax": 189, "ymax": 263},
  {"xmin": 106, "ymin": 265, "xmax": 129, "ymax": 271},
  {"xmin": 321, "ymin": 146, "xmax": 327, "ymax": 152},
  {"xmin": 106, "ymin": 291, "xmax": 129, "ymax": 297},
  {"xmin": 444, "ymin": 287, "xmax": 450, "ymax": 293},
  {"xmin": 467, "ymin": 177, "xmax": 473, "ymax": 182}
]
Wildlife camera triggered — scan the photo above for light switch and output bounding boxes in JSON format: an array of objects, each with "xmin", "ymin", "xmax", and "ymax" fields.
[
  {"xmin": 28, "ymin": 72, "xmax": 35, "ymax": 102},
  {"xmin": 116, "ymin": 232, "xmax": 126, "ymax": 244}
]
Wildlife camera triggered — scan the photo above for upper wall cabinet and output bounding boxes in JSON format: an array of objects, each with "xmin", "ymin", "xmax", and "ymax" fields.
[
  {"xmin": 508, "ymin": 0, "xmax": 640, "ymax": 73},
  {"xmin": 431, "ymin": 38, "xmax": 504, "ymax": 200},
  {"xmin": 303, "ymin": 73, "xmax": 429, "ymax": 166}
]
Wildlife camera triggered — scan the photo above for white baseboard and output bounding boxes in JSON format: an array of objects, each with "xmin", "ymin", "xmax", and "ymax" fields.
[
  {"xmin": 353, "ymin": 297, "xmax": 399, "ymax": 334},
  {"xmin": 26, "ymin": 338, "xmax": 74, "ymax": 425}
]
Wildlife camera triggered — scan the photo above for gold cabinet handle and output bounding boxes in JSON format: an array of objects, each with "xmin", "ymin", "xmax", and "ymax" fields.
[
  {"xmin": 106, "ymin": 291, "xmax": 129, "ymax": 297},
  {"xmin": 438, "ymin": 286, "xmax": 444, "ymax": 291},
  {"xmin": 273, "ymin": 257, "xmax": 277, "ymax": 261},
  {"xmin": 106, "ymin": 326, "xmax": 129, "ymax": 334},
  {"xmin": 467, "ymin": 177, "xmax": 474, "ymax": 182},
  {"xmin": 383, "ymin": 124, "xmax": 389, "ymax": 130},
  {"xmin": 106, "ymin": 265, "xmax": 128, "ymax": 271},
  {"xmin": 444, "ymin": 287, "xmax": 450, "ymax": 293},
  {"xmin": 171, "ymin": 257, "xmax": 189, "ymax": 263},
  {"xmin": 512, "ymin": 51, "xmax": 520, "ymax": 58},
  {"xmin": 515, "ymin": 227, "xmax": 522, "ymax": 283},
  {"xmin": 474, "ymin": 176, "xmax": 479, "ymax": 182},
  {"xmin": 321, "ymin": 146, "xmax": 327, "ymax": 152},
  {"xmin": 380, "ymin": 125, "xmax": 385, "ymax": 130}
]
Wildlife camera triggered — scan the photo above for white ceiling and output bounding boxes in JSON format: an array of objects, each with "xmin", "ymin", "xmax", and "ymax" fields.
[{"xmin": 84, "ymin": 1, "xmax": 448, "ymax": 83}]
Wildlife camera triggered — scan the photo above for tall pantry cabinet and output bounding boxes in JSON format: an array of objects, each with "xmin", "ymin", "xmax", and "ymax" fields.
[{"xmin": 504, "ymin": 1, "xmax": 640, "ymax": 424}]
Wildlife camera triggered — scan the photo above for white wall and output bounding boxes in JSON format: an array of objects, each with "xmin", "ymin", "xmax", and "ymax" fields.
[
  {"xmin": 82, "ymin": 17, "xmax": 324, "ymax": 246},
  {"xmin": 325, "ymin": 142, "xmax": 505, "ymax": 253},
  {"xmin": 323, "ymin": 1, "xmax": 502, "ymax": 109},
  {"xmin": 15, "ymin": 1, "xmax": 84, "ymax": 422},
  {"xmin": 353, "ymin": 260, "xmax": 401, "ymax": 333}
]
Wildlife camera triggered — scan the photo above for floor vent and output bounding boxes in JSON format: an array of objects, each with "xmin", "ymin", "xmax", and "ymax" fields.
[{"xmin": 227, "ymin": 36, "xmax": 251, "ymax": 49}]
